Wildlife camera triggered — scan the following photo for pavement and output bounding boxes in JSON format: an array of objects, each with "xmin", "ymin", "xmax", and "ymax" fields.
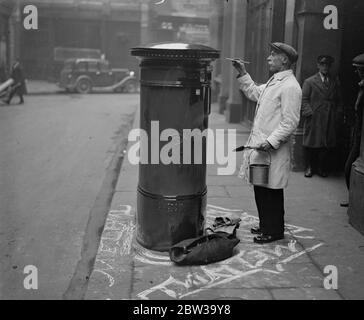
[{"xmin": 85, "ymin": 102, "xmax": 364, "ymax": 300}]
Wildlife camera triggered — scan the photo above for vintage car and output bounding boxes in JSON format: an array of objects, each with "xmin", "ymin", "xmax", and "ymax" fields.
[{"xmin": 58, "ymin": 58, "xmax": 138, "ymax": 94}]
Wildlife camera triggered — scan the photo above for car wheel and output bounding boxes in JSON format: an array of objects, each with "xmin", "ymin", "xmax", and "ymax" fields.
[
  {"xmin": 76, "ymin": 78, "xmax": 92, "ymax": 94},
  {"xmin": 123, "ymin": 80, "xmax": 138, "ymax": 93}
]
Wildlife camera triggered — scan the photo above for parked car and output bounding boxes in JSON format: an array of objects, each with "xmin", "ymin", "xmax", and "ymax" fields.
[{"xmin": 58, "ymin": 58, "xmax": 138, "ymax": 94}]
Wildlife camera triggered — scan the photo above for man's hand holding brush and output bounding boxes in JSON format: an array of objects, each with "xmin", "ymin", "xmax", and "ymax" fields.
[{"xmin": 226, "ymin": 58, "xmax": 249, "ymax": 77}]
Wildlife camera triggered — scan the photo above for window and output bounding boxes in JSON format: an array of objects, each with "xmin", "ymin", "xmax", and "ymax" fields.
[
  {"xmin": 98, "ymin": 61, "xmax": 110, "ymax": 72},
  {"xmin": 88, "ymin": 61, "xmax": 98, "ymax": 71},
  {"xmin": 76, "ymin": 61, "xmax": 87, "ymax": 72}
]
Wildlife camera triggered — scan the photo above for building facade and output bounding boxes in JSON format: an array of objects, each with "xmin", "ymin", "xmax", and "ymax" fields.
[
  {"xmin": 144, "ymin": 0, "xmax": 218, "ymax": 46},
  {"xmin": 3, "ymin": 0, "xmax": 218, "ymax": 80},
  {"xmin": 0, "ymin": 0, "xmax": 13, "ymax": 77},
  {"xmin": 7, "ymin": 0, "xmax": 142, "ymax": 80}
]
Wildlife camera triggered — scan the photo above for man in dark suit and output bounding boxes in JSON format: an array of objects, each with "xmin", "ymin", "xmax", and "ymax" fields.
[
  {"xmin": 301, "ymin": 55, "xmax": 343, "ymax": 178},
  {"xmin": 6, "ymin": 60, "xmax": 26, "ymax": 105}
]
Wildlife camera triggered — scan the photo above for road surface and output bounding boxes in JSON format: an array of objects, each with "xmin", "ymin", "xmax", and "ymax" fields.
[{"xmin": 0, "ymin": 93, "xmax": 138, "ymax": 299}]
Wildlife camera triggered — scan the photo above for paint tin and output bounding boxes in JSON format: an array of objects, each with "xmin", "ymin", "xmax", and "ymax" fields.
[{"xmin": 248, "ymin": 150, "xmax": 271, "ymax": 186}]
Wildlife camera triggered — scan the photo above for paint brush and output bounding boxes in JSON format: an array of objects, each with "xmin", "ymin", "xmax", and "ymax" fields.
[
  {"xmin": 233, "ymin": 146, "xmax": 257, "ymax": 152},
  {"xmin": 226, "ymin": 58, "xmax": 251, "ymax": 64}
]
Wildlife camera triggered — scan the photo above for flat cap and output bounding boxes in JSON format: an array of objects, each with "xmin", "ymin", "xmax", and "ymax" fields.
[
  {"xmin": 353, "ymin": 53, "xmax": 364, "ymax": 67},
  {"xmin": 317, "ymin": 55, "xmax": 334, "ymax": 65},
  {"xmin": 269, "ymin": 42, "xmax": 298, "ymax": 63}
]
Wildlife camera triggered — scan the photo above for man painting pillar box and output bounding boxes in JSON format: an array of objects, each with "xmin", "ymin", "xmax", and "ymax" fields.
[{"xmin": 232, "ymin": 42, "xmax": 302, "ymax": 244}]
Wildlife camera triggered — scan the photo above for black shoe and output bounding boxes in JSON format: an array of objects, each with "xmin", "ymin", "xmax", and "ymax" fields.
[
  {"xmin": 304, "ymin": 167, "xmax": 313, "ymax": 178},
  {"xmin": 317, "ymin": 170, "xmax": 328, "ymax": 178},
  {"xmin": 253, "ymin": 234, "xmax": 284, "ymax": 244},
  {"xmin": 250, "ymin": 226, "xmax": 262, "ymax": 234}
]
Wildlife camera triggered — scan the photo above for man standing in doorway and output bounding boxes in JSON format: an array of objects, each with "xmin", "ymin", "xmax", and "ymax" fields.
[
  {"xmin": 301, "ymin": 55, "xmax": 343, "ymax": 178},
  {"xmin": 232, "ymin": 42, "xmax": 302, "ymax": 244}
]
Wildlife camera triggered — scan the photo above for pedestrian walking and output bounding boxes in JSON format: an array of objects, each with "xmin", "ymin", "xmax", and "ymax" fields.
[
  {"xmin": 301, "ymin": 55, "xmax": 344, "ymax": 178},
  {"xmin": 232, "ymin": 42, "xmax": 302, "ymax": 244},
  {"xmin": 340, "ymin": 53, "xmax": 364, "ymax": 207},
  {"xmin": 6, "ymin": 60, "xmax": 26, "ymax": 105}
]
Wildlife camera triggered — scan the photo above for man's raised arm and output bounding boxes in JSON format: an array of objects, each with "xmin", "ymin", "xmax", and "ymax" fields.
[{"xmin": 232, "ymin": 60, "xmax": 265, "ymax": 102}]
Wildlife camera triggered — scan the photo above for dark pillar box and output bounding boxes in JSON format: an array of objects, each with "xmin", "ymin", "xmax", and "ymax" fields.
[{"xmin": 131, "ymin": 43, "xmax": 220, "ymax": 251}]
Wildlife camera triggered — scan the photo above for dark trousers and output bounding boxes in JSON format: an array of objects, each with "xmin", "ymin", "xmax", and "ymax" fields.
[
  {"xmin": 254, "ymin": 186, "xmax": 285, "ymax": 236},
  {"xmin": 304, "ymin": 147, "xmax": 329, "ymax": 172},
  {"xmin": 7, "ymin": 86, "xmax": 24, "ymax": 104}
]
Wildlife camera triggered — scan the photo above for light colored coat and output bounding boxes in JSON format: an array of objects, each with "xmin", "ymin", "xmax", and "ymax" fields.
[{"xmin": 238, "ymin": 69, "xmax": 302, "ymax": 189}]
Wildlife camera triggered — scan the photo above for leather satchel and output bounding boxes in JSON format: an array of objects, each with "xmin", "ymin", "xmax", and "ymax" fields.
[{"xmin": 169, "ymin": 232, "xmax": 240, "ymax": 266}]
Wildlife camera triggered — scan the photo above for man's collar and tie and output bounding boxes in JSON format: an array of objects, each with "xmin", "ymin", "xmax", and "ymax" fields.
[
  {"xmin": 316, "ymin": 55, "xmax": 334, "ymax": 88},
  {"xmin": 319, "ymin": 72, "xmax": 329, "ymax": 83}
]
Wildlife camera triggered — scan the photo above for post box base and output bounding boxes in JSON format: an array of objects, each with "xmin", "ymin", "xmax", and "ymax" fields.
[{"xmin": 136, "ymin": 187, "xmax": 207, "ymax": 252}]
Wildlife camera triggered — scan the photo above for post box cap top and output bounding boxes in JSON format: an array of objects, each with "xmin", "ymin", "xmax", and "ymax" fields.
[{"xmin": 131, "ymin": 42, "xmax": 220, "ymax": 60}]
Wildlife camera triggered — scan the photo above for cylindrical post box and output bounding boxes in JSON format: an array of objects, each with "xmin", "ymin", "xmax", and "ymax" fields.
[{"xmin": 131, "ymin": 43, "xmax": 220, "ymax": 251}]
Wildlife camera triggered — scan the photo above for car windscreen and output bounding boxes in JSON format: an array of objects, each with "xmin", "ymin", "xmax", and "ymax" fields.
[
  {"xmin": 76, "ymin": 61, "xmax": 88, "ymax": 72},
  {"xmin": 98, "ymin": 61, "xmax": 110, "ymax": 72}
]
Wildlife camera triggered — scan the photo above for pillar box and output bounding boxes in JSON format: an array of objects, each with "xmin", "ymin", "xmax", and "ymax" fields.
[{"xmin": 131, "ymin": 43, "xmax": 220, "ymax": 251}]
